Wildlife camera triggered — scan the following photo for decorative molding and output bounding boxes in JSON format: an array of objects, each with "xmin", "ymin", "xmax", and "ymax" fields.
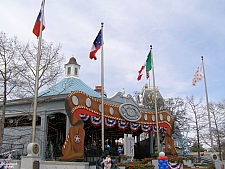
[{"xmin": 119, "ymin": 103, "xmax": 141, "ymax": 122}]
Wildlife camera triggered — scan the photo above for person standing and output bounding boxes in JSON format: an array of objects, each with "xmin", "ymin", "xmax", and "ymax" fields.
[{"xmin": 101, "ymin": 154, "xmax": 111, "ymax": 169}]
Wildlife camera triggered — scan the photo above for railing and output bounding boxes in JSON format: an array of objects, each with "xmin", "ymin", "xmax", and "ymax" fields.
[
  {"xmin": 177, "ymin": 153, "xmax": 214, "ymax": 164},
  {"xmin": 84, "ymin": 146, "xmax": 103, "ymax": 163},
  {"xmin": 85, "ymin": 147, "xmax": 121, "ymax": 168},
  {"xmin": 0, "ymin": 143, "xmax": 24, "ymax": 160},
  {"xmin": 196, "ymin": 156, "xmax": 214, "ymax": 164}
]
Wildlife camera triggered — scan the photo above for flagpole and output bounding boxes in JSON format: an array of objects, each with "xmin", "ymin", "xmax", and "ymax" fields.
[
  {"xmin": 100, "ymin": 22, "xmax": 105, "ymax": 151},
  {"xmin": 201, "ymin": 56, "xmax": 214, "ymax": 152},
  {"xmin": 151, "ymin": 45, "xmax": 160, "ymax": 153},
  {"xmin": 32, "ymin": 0, "xmax": 45, "ymax": 143}
]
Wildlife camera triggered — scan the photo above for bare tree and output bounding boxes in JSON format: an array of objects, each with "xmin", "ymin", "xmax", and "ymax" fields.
[
  {"xmin": 193, "ymin": 99, "xmax": 225, "ymax": 161},
  {"xmin": 164, "ymin": 97, "xmax": 189, "ymax": 139},
  {"xmin": 186, "ymin": 96, "xmax": 206, "ymax": 162},
  {"xmin": 0, "ymin": 32, "xmax": 64, "ymax": 152},
  {"xmin": 12, "ymin": 39, "xmax": 64, "ymax": 99},
  {"xmin": 207, "ymin": 101, "xmax": 225, "ymax": 161},
  {"xmin": 0, "ymin": 32, "xmax": 20, "ymax": 153},
  {"xmin": 190, "ymin": 141, "xmax": 205, "ymax": 152}
]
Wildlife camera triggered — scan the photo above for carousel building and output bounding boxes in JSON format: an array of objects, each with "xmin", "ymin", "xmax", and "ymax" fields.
[{"xmin": 0, "ymin": 57, "xmax": 176, "ymax": 161}]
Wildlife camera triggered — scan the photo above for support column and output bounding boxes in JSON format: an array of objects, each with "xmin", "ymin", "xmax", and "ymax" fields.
[
  {"xmin": 66, "ymin": 115, "xmax": 71, "ymax": 136},
  {"xmin": 149, "ymin": 131, "xmax": 154, "ymax": 156},
  {"xmin": 40, "ymin": 111, "xmax": 47, "ymax": 160},
  {"xmin": 41, "ymin": 111, "xmax": 48, "ymax": 160}
]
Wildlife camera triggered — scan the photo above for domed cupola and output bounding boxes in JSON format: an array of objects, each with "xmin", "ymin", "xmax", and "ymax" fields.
[{"xmin": 64, "ymin": 57, "xmax": 80, "ymax": 78}]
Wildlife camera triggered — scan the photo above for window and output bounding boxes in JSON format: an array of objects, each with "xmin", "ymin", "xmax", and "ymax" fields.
[
  {"xmin": 75, "ymin": 68, "xmax": 78, "ymax": 75},
  {"xmin": 67, "ymin": 67, "xmax": 71, "ymax": 75},
  {"xmin": 5, "ymin": 115, "xmax": 41, "ymax": 127}
]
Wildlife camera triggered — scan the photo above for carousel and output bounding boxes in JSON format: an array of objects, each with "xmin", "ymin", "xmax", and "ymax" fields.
[
  {"xmin": 59, "ymin": 85, "xmax": 176, "ymax": 161},
  {"xmin": 0, "ymin": 57, "xmax": 176, "ymax": 162}
]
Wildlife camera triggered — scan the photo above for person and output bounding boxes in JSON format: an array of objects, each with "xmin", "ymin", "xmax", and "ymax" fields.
[{"xmin": 101, "ymin": 154, "xmax": 111, "ymax": 169}]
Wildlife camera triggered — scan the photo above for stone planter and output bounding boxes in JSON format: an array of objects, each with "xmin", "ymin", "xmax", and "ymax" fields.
[
  {"xmin": 194, "ymin": 163, "xmax": 208, "ymax": 169},
  {"xmin": 183, "ymin": 160, "xmax": 192, "ymax": 167},
  {"xmin": 121, "ymin": 159, "xmax": 127, "ymax": 164},
  {"xmin": 152, "ymin": 160, "xmax": 158, "ymax": 169},
  {"xmin": 118, "ymin": 166, "xmax": 125, "ymax": 169}
]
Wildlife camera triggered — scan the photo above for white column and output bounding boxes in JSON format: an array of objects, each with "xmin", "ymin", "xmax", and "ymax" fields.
[{"xmin": 40, "ymin": 112, "xmax": 47, "ymax": 160}]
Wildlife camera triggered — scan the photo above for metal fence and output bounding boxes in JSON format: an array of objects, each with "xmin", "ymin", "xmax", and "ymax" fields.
[{"xmin": 1, "ymin": 142, "xmax": 24, "ymax": 160}]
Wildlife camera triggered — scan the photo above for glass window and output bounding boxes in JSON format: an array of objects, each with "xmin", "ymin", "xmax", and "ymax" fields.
[
  {"xmin": 67, "ymin": 67, "xmax": 71, "ymax": 75},
  {"xmin": 75, "ymin": 68, "xmax": 78, "ymax": 75}
]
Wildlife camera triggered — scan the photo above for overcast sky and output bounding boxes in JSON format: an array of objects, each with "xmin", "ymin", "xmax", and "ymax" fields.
[{"xmin": 1, "ymin": 0, "xmax": 225, "ymax": 103}]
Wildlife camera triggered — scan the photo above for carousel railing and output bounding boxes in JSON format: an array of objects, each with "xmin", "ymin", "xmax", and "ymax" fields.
[
  {"xmin": 84, "ymin": 146, "xmax": 103, "ymax": 163},
  {"xmin": 0, "ymin": 142, "xmax": 24, "ymax": 160}
]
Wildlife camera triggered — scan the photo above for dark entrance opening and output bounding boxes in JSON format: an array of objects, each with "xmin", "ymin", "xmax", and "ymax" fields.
[
  {"xmin": 46, "ymin": 113, "xmax": 66, "ymax": 160},
  {"xmin": 83, "ymin": 119, "xmax": 145, "ymax": 161}
]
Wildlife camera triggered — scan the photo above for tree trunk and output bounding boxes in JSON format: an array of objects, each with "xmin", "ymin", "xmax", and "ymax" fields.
[{"xmin": 0, "ymin": 66, "xmax": 7, "ymax": 153}]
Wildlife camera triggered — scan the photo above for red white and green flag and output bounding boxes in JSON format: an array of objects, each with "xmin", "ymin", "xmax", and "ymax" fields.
[{"xmin": 137, "ymin": 50, "xmax": 152, "ymax": 81}]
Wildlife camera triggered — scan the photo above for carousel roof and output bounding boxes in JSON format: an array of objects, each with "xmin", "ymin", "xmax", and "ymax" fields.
[{"xmin": 38, "ymin": 77, "xmax": 101, "ymax": 98}]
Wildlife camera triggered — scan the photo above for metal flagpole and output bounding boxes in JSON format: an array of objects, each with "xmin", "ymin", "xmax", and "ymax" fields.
[
  {"xmin": 201, "ymin": 56, "xmax": 214, "ymax": 152},
  {"xmin": 101, "ymin": 22, "xmax": 105, "ymax": 151},
  {"xmin": 151, "ymin": 45, "xmax": 160, "ymax": 153},
  {"xmin": 32, "ymin": 0, "xmax": 45, "ymax": 143}
]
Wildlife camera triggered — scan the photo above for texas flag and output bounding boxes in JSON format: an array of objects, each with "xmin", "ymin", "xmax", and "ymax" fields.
[
  {"xmin": 33, "ymin": 6, "xmax": 45, "ymax": 38},
  {"xmin": 89, "ymin": 30, "xmax": 102, "ymax": 60}
]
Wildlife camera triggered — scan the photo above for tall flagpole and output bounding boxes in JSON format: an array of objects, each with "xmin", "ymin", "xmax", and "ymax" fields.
[
  {"xmin": 101, "ymin": 22, "xmax": 105, "ymax": 151},
  {"xmin": 201, "ymin": 56, "xmax": 214, "ymax": 152},
  {"xmin": 32, "ymin": 0, "xmax": 45, "ymax": 143},
  {"xmin": 151, "ymin": 45, "xmax": 160, "ymax": 153}
]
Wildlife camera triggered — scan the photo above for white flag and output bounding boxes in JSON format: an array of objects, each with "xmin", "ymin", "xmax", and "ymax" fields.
[{"xmin": 192, "ymin": 63, "xmax": 203, "ymax": 86}]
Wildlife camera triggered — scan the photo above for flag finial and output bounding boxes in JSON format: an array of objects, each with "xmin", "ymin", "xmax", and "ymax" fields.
[
  {"xmin": 201, "ymin": 56, "xmax": 204, "ymax": 60},
  {"xmin": 150, "ymin": 45, "xmax": 152, "ymax": 50}
]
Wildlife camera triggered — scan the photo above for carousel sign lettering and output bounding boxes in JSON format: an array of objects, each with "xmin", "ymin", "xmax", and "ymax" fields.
[{"xmin": 119, "ymin": 103, "xmax": 141, "ymax": 122}]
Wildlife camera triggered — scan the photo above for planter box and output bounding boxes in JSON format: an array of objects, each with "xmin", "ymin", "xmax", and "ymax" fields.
[
  {"xmin": 118, "ymin": 166, "xmax": 125, "ymax": 169},
  {"xmin": 183, "ymin": 160, "xmax": 192, "ymax": 167},
  {"xmin": 194, "ymin": 163, "xmax": 208, "ymax": 169}
]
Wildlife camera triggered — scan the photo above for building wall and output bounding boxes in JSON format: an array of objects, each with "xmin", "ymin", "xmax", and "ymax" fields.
[
  {"xmin": 0, "ymin": 96, "xmax": 69, "ymax": 160},
  {"xmin": 3, "ymin": 125, "xmax": 42, "ymax": 156}
]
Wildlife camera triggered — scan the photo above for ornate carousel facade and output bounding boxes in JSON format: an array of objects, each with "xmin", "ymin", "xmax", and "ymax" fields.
[{"xmin": 0, "ymin": 57, "xmax": 176, "ymax": 162}]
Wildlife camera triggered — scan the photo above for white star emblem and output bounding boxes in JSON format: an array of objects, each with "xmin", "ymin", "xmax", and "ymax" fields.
[{"xmin": 74, "ymin": 135, "xmax": 81, "ymax": 143}]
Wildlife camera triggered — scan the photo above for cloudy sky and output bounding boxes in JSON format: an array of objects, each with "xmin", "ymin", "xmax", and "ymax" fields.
[{"xmin": 1, "ymin": 0, "xmax": 225, "ymax": 103}]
